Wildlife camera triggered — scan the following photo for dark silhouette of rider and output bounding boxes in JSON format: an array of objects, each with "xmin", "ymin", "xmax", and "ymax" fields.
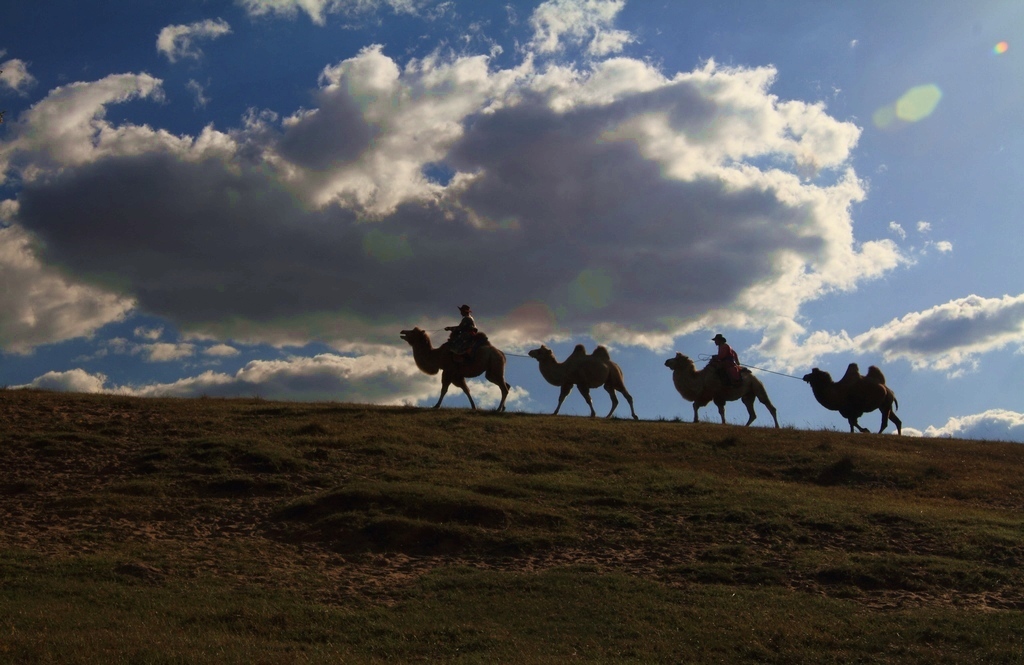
[
  {"xmin": 711, "ymin": 333, "xmax": 741, "ymax": 385},
  {"xmin": 445, "ymin": 304, "xmax": 477, "ymax": 358}
]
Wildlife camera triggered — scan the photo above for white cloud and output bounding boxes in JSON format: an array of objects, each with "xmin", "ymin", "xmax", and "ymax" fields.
[
  {"xmin": 773, "ymin": 293, "xmax": 1024, "ymax": 372},
  {"xmin": 0, "ymin": 73, "xmax": 181, "ymax": 179},
  {"xmin": 204, "ymin": 343, "xmax": 240, "ymax": 357},
  {"xmin": 0, "ymin": 59, "xmax": 36, "ymax": 94},
  {"xmin": 888, "ymin": 221, "xmax": 906, "ymax": 239},
  {"xmin": 187, "ymin": 79, "xmax": 210, "ymax": 109},
  {"xmin": 17, "ymin": 368, "xmax": 109, "ymax": 394},
  {"xmin": 124, "ymin": 350, "xmax": 522, "ymax": 407},
  {"xmin": 134, "ymin": 326, "xmax": 163, "ymax": 340},
  {"xmin": 237, "ymin": 0, "xmax": 422, "ymax": 25},
  {"xmin": 529, "ymin": 0, "xmax": 633, "ymax": 56},
  {"xmin": 157, "ymin": 19, "xmax": 232, "ymax": 63},
  {"xmin": 0, "ymin": 224, "xmax": 134, "ymax": 354},
  {"xmin": 923, "ymin": 409, "xmax": 1024, "ymax": 443},
  {"xmin": 143, "ymin": 342, "xmax": 196, "ymax": 362}
]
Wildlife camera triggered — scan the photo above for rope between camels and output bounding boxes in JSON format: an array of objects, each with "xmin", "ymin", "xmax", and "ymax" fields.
[
  {"xmin": 696, "ymin": 353, "xmax": 803, "ymax": 380},
  {"xmin": 741, "ymin": 364, "xmax": 804, "ymax": 380}
]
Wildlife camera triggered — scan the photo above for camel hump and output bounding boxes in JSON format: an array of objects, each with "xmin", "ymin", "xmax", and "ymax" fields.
[
  {"xmin": 569, "ymin": 344, "xmax": 587, "ymax": 358},
  {"xmin": 839, "ymin": 363, "xmax": 861, "ymax": 385},
  {"xmin": 866, "ymin": 365, "xmax": 886, "ymax": 384},
  {"xmin": 590, "ymin": 345, "xmax": 611, "ymax": 361}
]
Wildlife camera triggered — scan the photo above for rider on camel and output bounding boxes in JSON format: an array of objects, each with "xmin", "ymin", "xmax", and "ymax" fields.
[
  {"xmin": 445, "ymin": 304, "xmax": 478, "ymax": 360},
  {"xmin": 711, "ymin": 333, "xmax": 742, "ymax": 385}
]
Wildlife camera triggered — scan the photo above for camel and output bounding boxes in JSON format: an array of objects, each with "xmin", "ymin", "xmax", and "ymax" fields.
[
  {"xmin": 527, "ymin": 344, "xmax": 639, "ymax": 420},
  {"xmin": 400, "ymin": 327, "xmax": 510, "ymax": 412},
  {"xmin": 664, "ymin": 353, "xmax": 779, "ymax": 427},
  {"xmin": 802, "ymin": 363, "xmax": 902, "ymax": 434}
]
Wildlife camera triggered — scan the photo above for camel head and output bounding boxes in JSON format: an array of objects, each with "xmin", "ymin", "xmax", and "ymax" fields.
[
  {"xmin": 664, "ymin": 352, "xmax": 694, "ymax": 371},
  {"xmin": 528, "ymin": 345, "xmax": 555, "ymax": 362},
  {"xmin": 400, "ymin": 327, "xmax": 428, "ymax": 347},
  {"xmin": 802, "ymin": 367, "xmax": 833, "ymax": 386}
]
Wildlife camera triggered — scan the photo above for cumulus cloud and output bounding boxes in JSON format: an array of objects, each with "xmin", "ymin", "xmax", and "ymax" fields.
[
  {"xmin": 0, "ymin": 224, "xmax": 134, "ymax": 353},
  {"xmin": 134, "ymin": 326, "xmax": 163, "ymax": 341},
  {"xmin": 12, "ymin": 350, "xmax": 525, "ymax": 408},
  {"xmin": 0, "ymin": 73, "xmax": 180, "ymax": 180},
  {"xmin": 529, "ymin": 0, "xmax": 633, "ymax": 56},
  {"xmin": 17, "ymin": 368, "xmax": 109, "ymax": 393},
  {"xmin": 204, "ymin": 343, "xmax": 240, "ymax": 357},
  {"xmin": 923, "ymin": 409, "xmax": 1024, "ymax": 443},
  {"xmin": 772, "ymin": 293, "xmax": 1024, "ymax": 372},
  {"xmin": 157, "ymin": 19, "xmax": 232, "ymax": 63},
  {"xmin": 127, "ymin": 352, "xmax": 525, "ymax": 407},
  {"xmin": 1, "ymin": 3, "xmax": 907, "ymax": 364},
  {"xmin": 143, "ymin": 342, "xmax": 197, "ymax": 362},
  {"xmin": 0, "ymin": 58, "xmax": 36, "ymax": 94},
  {"xmin": 237, "ymin": 0, "xmax": 422, "ymax": 25}
]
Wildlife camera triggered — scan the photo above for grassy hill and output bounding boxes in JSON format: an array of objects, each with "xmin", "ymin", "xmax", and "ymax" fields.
[{"xmin": 2, "ymin": 388, "xmax": 1023, "ymax": 663}]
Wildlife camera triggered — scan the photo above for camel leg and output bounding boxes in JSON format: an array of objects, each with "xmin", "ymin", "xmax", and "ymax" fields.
[
  {"xmin": 486, "ymin": 371, "xmax": 509, "ymax": 412},
  {"xmin": 554, "ymin": 385, "xmax": 574, "ymax": 415},
  {"xmin": 578, "ymin": 385, "xmax": 597, "ymax": 417},
  {"xmin": 741, "ymin": 395, "xmax": 757, "ymax": 426},
  {"xmin": 879, "ymin": 409, "xmax": 902, "ymax": 435},
  {"xmin": 715, "ymin": 399, "xmax": 728, "ymax": 425},
  {"xmin": 433, "ymin": 378, "xmax": 450, "ymax": 409},
  {"xmin": 889, "ymin": 411, "xmax": 902, "ymax": 435},
  {"xmin": 603, "ymin": 386, "xmax": 619, "ymax": 418},
  {"xmin": 847, "ymin": 417, "xmax": 868, "ymax": 433},
  {"xmin": 692, "ymin": 402, "xmax": 701, "ymax": 424},
  {"xmin": 763, "ymin": 399, "xmax": 780, "ymax": 428},
  {"xmin": 617, "ymin": 388, "xmax": 639, "ymax": 420},
  {"xmin": 460, "ymin": 377, "xmax": 477, "ymax": 410}
]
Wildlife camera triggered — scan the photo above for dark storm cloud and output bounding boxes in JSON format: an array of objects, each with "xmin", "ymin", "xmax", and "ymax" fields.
[{"xmin": 277, "ymin": 88, "xmax": 377, "ymax": 171}]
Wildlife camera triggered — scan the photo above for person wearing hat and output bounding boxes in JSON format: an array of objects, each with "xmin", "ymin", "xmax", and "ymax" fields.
[
  {"xmin": 711, "ymin": 333, "xmax": 741, "ymax": 385},
  {"xmin": 445, "ymin": 304, "xmax": 478, "ymax": 358}
]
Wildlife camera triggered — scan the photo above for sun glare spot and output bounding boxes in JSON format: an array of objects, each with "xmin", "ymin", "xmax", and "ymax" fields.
[
  {"xmin": 896, "ymin": 84, "xmax": 942, "ymax": 122},
  {"xmin": 874, "ymin": 84, "xmax": 942, "ymax": 129},
  {"xmin": 994, "ymin": 41, "xmax": 1009, "ymax": 55}
]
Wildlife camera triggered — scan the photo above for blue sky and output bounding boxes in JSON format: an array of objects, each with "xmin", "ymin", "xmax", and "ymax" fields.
[{"xmin": 1, "ymin": 0, "xmax": 1023, "ymax": 441}]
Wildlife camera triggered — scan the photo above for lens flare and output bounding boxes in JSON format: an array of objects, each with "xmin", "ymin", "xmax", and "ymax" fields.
[
  {"xmin": 994, "ymin": 41, "xmax": 1009, "ymax": 55},
  {"xmin": 568, "ymin": 268, "xmax": 614, "ymax": 311},
  {"xmin": 874, "ymin": 83, "xmax": 942, "ymax": 128},
  {"xmin": 895, "ymin": 84, "xmax": 942, "ymax": 122}
]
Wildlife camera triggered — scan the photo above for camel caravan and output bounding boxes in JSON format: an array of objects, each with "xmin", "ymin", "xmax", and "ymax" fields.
[{"xmin": 401, "ymin": 307, "xmax": 901, "ymax": 434}]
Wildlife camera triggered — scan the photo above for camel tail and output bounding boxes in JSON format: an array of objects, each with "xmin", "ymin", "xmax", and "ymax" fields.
[{"xmin": 591, "ymin": 345, "xmax": 611, "ymax": 361}]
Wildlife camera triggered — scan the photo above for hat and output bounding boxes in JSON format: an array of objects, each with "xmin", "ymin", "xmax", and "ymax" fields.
[
  {"xmin": 712, "ymin": 333, "xmax": 727, "ymax": 344},
  {"xmin": 459, "ymin": 304, "xmax": 472, "ymax": 312}
]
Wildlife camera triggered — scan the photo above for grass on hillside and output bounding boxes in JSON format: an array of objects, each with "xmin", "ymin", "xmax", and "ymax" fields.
[{"xmin": 1, "ymin": 388, "xmax": 1023, "ymax": 663}]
